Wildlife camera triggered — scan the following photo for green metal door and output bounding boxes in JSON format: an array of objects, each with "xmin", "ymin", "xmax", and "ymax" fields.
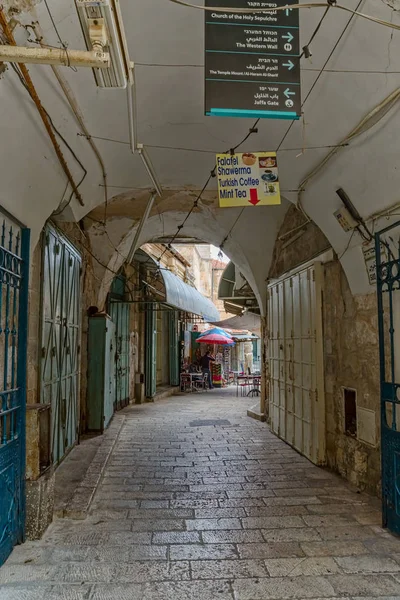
[
  {"xmin": 145, "ymin": 306, "xmax": 156, "ymax": 398},
  {"xmin": 109, "ymin": 302, "xmax": 130, "ymax": 410},
  {"xmin": 40, "ymin": 225, "xmax": 81, "ymax": 465},
  {"xmin": 169, "ymin": 310, "xmax": 179, "ymax": 386}
]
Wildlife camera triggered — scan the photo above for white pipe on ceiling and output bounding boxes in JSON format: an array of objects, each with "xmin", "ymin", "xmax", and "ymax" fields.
[{"xmin": 0, "ymin": 45, "xmax": 110, "ymax": 68}]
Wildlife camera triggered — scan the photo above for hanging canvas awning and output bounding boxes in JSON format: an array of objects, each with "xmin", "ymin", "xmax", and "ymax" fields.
[
  {"xmin": 161, "ymin": 268, "xmax": 220, "ymax": 322},
  {"xmin": 134, "ymin": 249, "xmax": 220, "ymax": 322},
  {"xmin": 218, "ymin": 261, "xmax": 260, "ymax": 315}
]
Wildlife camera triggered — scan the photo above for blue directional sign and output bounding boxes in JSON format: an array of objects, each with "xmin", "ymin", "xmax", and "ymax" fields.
[{"xmin": 205, "ymin": 0, "xmax": 301, "ymax": 120}]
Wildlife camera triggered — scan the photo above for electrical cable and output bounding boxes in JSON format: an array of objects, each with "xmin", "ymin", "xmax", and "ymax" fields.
[
  {"xmin": 0, "ymin": 8, "xmax": 84, "ymax": 206},
  {"xmin": 80, "ymin": 134, "xmax": 350, "ymax": 154},
  {"xmin": 158, "ymin": 173, "xmax": 214, "ymax": 261},
  {"xmin": 219, "ymin": 208, "xmax": 246, "ymax": 253},
  {"xmin": 275, "ymin": 1, "xmax": 400, "ymax": 249},
  {"xmin": 167, "ymin": 0, "xmax": 400, "ymax": 31},
  {"xmin": 9, "ymin": 62, "xmax": 88, "ymax": 215},
  {"xmin": 157, "ymin": 119, "xmax": 261, "ymax": 262},
  {"xmin": 10, "ymin": 63, "xmax": 87, "ymax": 174},
  {"xmin": 278, "ymin": 86, "xmax": 400, "ymax": 244},
  {"xmin": 277, "ymin": 0, "xmax": 365, "ymax": 152},
  {"xmin": 52, "ymin": 169, "xmax": 87, "ymax": 216},
  {"xmin": 301, "ymin": 5, "xmax": 331, "ymax": 59},
  {"xmin": 338, "ymin": 229, "xmax": 356, "ymax": 260},
  {"xmin": 31, "ymin": 21, "xmax": 109, "ymax": 221},
  {"xmin": 43, "ymin": 0, "xmax": 76, "ymax": 71}
]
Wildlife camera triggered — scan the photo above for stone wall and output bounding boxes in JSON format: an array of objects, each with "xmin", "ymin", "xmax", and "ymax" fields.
[
  {"xmin": 268, "ymin": 205, "xmax": 381, "ymax": 495},
  {"xmin": 269, "ymin": 205, "xmax": 330, "ymax": 279},
  {"xmin": 323, "ymin": 260, "xmax": 380, "ymax": 495}
]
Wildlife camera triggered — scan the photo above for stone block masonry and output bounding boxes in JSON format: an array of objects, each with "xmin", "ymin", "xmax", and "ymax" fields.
[
  {"xmin": 268, "ymin": 205, "xmax": 381, "ymax": 495},
  {"xmin": 2, "ymin": 390, "xmax": 400, "ymax": 599}
]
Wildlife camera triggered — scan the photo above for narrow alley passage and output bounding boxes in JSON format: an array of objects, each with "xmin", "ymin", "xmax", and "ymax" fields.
[{"xmin": 2, "ymin": 391, "xmax": 400, "ymax": 600}]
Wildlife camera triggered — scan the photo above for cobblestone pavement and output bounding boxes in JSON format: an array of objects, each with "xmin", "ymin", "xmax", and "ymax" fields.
[{"xmin": 2, "ymin": 389, "xmax": 400, "ymax": 599}]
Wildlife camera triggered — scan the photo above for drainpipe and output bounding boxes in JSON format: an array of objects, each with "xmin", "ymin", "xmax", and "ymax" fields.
[{"xmin": 126, "ymin": 191, "xmax": 157, "ymax": 264}]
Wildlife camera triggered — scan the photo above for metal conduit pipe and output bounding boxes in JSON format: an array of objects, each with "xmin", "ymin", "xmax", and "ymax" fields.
[
  {"xmin": 0, "ymin": 9, "xmax": 84, "ymax": 206},
  {"xmin": 280, "ymin": 87, "xmax": 400, "ymax": 240},
  {"xmin": 127, "ymin": 66, "xmax": 137, "ymax": 155},
  {"xmin": 126, "ymin": 191, "xmax": 157, "ymax": 265},
  {"xmin": 0, "ymin": 45, "xmax": 109, "ymax": 68},
  {"xmin": 31, "ymin": 22, "xmax": 109, "ymax": 212}
]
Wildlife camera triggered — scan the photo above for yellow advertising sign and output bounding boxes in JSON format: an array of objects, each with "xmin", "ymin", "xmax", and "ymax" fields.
[{"xmin": 216, "ymin": 152, "xmax": 281, "ymax": 208}]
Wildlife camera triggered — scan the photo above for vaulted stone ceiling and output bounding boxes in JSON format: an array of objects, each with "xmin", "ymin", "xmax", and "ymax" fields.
[{"xmin": 1, "ymin": 0, "xmax": 400, "ymax": 301}]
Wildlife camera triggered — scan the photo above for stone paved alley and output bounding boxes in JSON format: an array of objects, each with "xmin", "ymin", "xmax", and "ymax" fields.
[{"xmin": 2, "ymin": 390, "xmax": 400, "ymax": 599}]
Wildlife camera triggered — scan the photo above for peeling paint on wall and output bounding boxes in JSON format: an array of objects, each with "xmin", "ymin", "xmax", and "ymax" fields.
[{"xmin": 2, "ymin": 0, "xmax": 41, "ymax": 14}]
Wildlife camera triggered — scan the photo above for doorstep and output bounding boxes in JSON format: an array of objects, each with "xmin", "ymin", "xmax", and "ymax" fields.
[
  {"xmin": 146, "ymin": 386, "xmax": 180, "ymax": 403},
  {"xmin": 247, "ymin": 403, "xmax": 266, "ymax": 422},
  {"xmin": 54, "ymin": 415, "xmax": 125, "ymax": 519}
]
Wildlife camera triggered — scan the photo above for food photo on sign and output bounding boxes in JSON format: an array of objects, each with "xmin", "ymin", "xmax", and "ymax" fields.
[{"xmin": 216, "ymin": 151, "xmax": 281, "ymax": 208}]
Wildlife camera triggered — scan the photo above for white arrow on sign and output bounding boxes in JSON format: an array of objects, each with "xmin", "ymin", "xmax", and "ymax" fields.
[
  {"xmin": 282, "ymin": 60, "xmax": 295, "ymax": 71},
  {"xmin": 282, "ymin": 32, "xmax": 294, "ymax": 43}
]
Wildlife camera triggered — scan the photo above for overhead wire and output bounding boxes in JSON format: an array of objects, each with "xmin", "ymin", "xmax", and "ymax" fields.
[
  {"xmin": 338, "ymin": 229, "xmax": 356, "ymax": 260},
  {"xmin": 211, "ymin": 4, "xmax": 349, "ymax": 246},
  {"xmin": 9, "ymin": 63, "xmax": 87, "ymax": 186},
  {"xmin": 79, "ymin": 133, "xmax": 350, "ymax": 154},
  {"xmin": 277, "ymin": 0, "xmax": 365, "ymax": 152},
  {"xmin": 43, "ymin": 0, "xmax": 76, "ymax": 71},
  {"xmin": 167, "ymin": 0, "xmax": 400, "ymax": 32},
  {"xmin": 29, "ymin": 21, "xmax": 109, "ymax": 218},
  {"xmin": 157, "ymin": 119, "xmax": 260, "ymax": 262},
  {"xmin": 301, "ymin": 6, "xmax": 331, "ymax": 57},
  {"xmin": 219, "ymin": 208, "xmax": 246, "ymax": 253},
  {"xmin": 275, "ymin": 0, "xmax": 367, "ymax": 242},
  {"xmin": 8, "ymin": 62, "xmax": 88, "ymax": 214}
]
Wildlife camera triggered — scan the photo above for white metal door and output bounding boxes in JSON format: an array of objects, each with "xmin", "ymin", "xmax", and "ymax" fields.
[{"xmin": 268, "ymin": 262, "xmax": 325, "ymax": 464}]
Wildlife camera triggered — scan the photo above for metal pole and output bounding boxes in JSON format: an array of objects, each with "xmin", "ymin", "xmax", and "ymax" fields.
[
  {"xmin": 137, "ymin": 145, "xmax": 163, "ymax": 197},
  {"xmin": 0, "ymin": 45, "xmax": 110, "ymax": 68},
  {"xmin": 126, "ymin": 192, "xmax": 157, "ymax": 264},
  {"xmin": 127, "ymin": 65, "xmax": 137, "ymax": 155}
]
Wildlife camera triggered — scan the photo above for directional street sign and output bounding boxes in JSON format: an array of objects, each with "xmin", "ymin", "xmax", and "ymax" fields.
[
  {"xmin": 216, "ymin": 151, "xmax": 281, "ymax": 208},
  {"xmin": 205, "ymin": 0, "xmax": 301, "ymax": 120}
]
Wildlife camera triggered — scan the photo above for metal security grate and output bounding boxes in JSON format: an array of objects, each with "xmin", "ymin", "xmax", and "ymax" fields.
[{"xmin": 39, "ymin": 225, "xmax": 81, "ymax": 465}]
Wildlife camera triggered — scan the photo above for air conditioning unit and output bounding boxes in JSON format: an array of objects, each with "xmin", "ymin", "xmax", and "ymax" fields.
[{"xmin": 75, "ymin": 0, "xmax": 131, "ymax": 89}]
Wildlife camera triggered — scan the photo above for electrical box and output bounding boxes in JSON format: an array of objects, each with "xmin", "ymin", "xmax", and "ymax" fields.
[
  {"xmin": 334, "ymin": 206, "xmax": 358, "ymax": 232},
  {"xmin": 87, "ymin": 314, "xmax": 116, "ymax": 432}
]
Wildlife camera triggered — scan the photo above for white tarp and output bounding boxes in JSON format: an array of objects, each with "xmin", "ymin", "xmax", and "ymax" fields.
[{"xmin": 211, "ymin": 312, "xmax": 261, "ymax": 336}]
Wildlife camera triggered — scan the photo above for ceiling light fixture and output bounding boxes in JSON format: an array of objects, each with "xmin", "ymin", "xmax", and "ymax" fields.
[{"xmin": 75, "ymin": 0, "xmax": 131, "ymax": 89}]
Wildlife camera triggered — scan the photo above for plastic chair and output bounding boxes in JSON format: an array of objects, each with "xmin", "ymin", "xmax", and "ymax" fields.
[
  {"xmin": 180, "ymin": 373, "xmax": 192, "ymax": 393},
  {"xmin": 239, "ymin": 377, "xmax": 250, "ymax": 397}
]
